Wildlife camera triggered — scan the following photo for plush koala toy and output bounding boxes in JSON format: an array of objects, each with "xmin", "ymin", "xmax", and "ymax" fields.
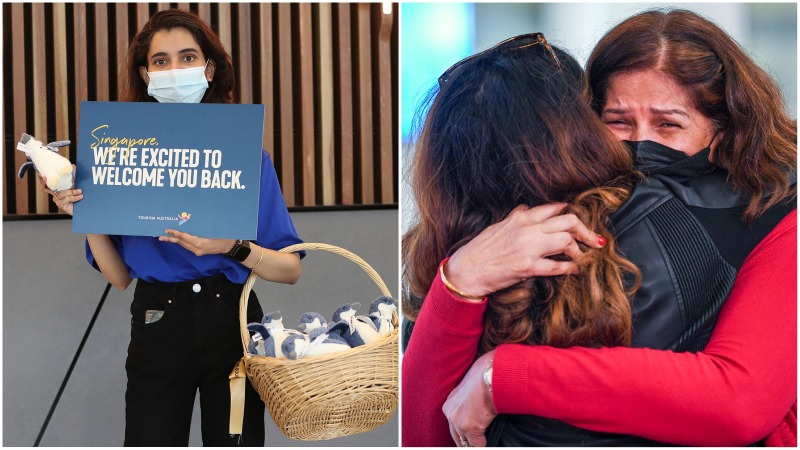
[{"xmin": 17, "ymin": 133, "xmax": 73, "ymax": 192}]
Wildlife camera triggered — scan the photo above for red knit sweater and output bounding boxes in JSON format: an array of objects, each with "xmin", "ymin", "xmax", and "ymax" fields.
[{"xmin": 401, "ymin": 210, "xmax": 796, "ymax": 447}]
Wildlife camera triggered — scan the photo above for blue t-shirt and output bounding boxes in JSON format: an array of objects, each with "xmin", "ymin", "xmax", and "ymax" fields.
[{"xmin": 86, "ymin": 150, "xmax": 304, "ymax": 284}]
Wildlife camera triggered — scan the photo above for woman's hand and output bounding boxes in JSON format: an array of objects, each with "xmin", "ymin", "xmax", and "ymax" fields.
[
  {"xmin": 159, "ymin": 231, "xmax": 301, "ymax": 285},
  {"xmin": 444, "ymin": 350, "xmax": 497, "ymax": 447},
  {"xmin": 159, "ymin": 229, "xmax": 235, "ymax": 256},
  {"xmin": 445, "ymin": 203, "xmax": 605, "ymax": 298},
  {"xmin": 38, "ymin": 166, "xmax": 82, "ymax": 215}
]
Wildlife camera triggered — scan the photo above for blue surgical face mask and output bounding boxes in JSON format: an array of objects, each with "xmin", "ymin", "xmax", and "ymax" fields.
[{"xmin": 146, "ymin": 60, "xmax": 209, "ymax": 103}]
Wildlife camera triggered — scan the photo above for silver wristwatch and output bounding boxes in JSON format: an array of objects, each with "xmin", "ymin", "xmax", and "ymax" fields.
[{"xmin": 483, "ymin": 359, "xmax": 493, "ymax": 392}]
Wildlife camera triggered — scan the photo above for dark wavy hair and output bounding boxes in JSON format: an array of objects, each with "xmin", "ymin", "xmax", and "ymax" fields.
[
  {"xmin": 403, "ymin": 39, "xmax": 641, "ymax": 352},
  {"xmin": 587, "ymin": 8, "xmax": 797, "ymax": 222},
  {"xmin": 121, "ymin": 9, "xmax": 236, "ymax": 104}
]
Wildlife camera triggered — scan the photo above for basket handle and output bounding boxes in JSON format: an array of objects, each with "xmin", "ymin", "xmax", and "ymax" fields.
[{"xmin": 238, "ymin": 243, "xmax": 394, "ymax": 355}]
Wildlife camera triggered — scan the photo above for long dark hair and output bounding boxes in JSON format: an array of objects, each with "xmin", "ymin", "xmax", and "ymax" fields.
[
  {"xmin": 403, "ymin": 39, "xmax": 641, "ymax": 352},
  {"xmin": 587, "ymin": 8, "xmax": 797, "ymax": 222},
  {"xmin": 121, "ymin": 9, "xmax": 236, "ymax": 104}
]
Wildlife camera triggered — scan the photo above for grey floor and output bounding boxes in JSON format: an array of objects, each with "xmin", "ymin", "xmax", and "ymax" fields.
[{"xmin": 3, "ymin": 208, "xmax": 399, "ymax": 447}]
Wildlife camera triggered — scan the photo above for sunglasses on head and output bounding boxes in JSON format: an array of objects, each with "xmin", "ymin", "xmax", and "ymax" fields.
[{"xmin": 438, "ymin": 32, "xmax": 562, "ymax": 88}]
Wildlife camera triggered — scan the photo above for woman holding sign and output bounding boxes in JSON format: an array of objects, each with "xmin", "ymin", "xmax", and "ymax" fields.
[{"xmin": 40, "ymin": 9, "xmax": 301, "ymax": 447}]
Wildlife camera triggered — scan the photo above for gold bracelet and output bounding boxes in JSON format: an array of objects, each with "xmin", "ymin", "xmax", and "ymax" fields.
[
  {"xmin": 251, "ymin": 248, "xmax": 264, "ymax": 271},
  {"xmin": 439, "ymin": 261, "xmax": 484, "ymax": 300}
]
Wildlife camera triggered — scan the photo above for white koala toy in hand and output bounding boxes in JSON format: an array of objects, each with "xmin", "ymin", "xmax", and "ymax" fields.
[{"xmin": 17, "ymin": 133, "xmax": 74, "ymax": 192}]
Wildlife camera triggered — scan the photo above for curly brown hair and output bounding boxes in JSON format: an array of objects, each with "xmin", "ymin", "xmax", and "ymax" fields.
[
  {"xmin": 403, "ymin": 39, "xmax": 641, "ymax": 352},
  {"xmin": 480, "ymin": 186, "xmax": 639, "ymax": 352}
]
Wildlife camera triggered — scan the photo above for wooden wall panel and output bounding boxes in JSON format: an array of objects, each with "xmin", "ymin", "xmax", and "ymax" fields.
[
  {"xmin": 377, "ymin": 7, "xmax": 395, "ymax": 204},
  {"xmin": 217, "ymin": 3, "xmax": 232, "ymax": 58},
  {"xmin": 197, "ymin": 3, "xmax": 210, "ymax": 26},
  {"xmin": 355, "ymin": 4, "xmax": 374, "ymax": 205},
  {"xmin": 115, "ymin": 4, "xmax": 129, "ymax": 99},
  {"xmin": 95, "ymin": 4, "xmax": 110, "ymax": 102},
  {"xmin": 276, "ymin": 3, "xmax": 295, "ymax": 206},
  {"xmin": 32, "ymin": 4, "xmax": 48, "ymax": 213},
  {"xmin": 336, "ymin": 4, "xmax": 355, "ymax": 205},
  {"xmin": 53, "ymin": 3, "xmax": 71, "ymax": 202},
  {"xmin": 298, "ymin": 4, "xmax": 315, "ymax": 205},
  {"xmin": 136, "ymin": 4, "xmax": 149, "ymax": 31},
  {"xmin": 11, "ymin": 3, "xmax": 29, "ymax": 214},
  {"xmin": 237, "ymin": 3, "xmax": 253, "ymax": 105},
  {"xmin": 258, "ymin": 4, "xmax": 274, "ymax": 160},
  {"xmin": 2, "ymin": 92, "xmax": 6, "ymax": 214},
  {"xmin": 74, "ymin": 4, "xmax": 88, "ymax": 154},
  {"xmin": 318, "ymin": 4, "xmax": 335, "ymax": 205},
  {"xmin": 3, "ymin": 2, "xmax": 397, "ymax": 217}
]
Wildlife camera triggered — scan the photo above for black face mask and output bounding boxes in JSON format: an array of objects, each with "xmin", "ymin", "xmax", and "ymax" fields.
[{"xmin": 623, "ymin": 140, "xmax": 713, "ymax": 174}]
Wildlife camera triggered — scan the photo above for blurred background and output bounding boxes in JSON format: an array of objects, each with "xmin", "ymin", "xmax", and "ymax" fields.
[{"xmin": 401, "ymin": 2, "xmax": 797, "ymax": 233}]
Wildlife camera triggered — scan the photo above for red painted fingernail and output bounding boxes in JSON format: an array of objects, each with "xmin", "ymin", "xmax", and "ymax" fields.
[{"xmin": 597, "ymin": 235, "xmax": 607, "ymax": 246}]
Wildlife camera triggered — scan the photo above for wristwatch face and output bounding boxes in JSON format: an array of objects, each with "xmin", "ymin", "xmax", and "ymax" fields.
[{"xmin": 233, "ymin": 243, "xmax": 252, "ymax": 261}]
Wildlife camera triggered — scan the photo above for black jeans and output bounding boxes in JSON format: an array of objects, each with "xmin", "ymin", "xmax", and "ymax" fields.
[{"xmin": 125, "ymin": 274, "xmax": 265, "ymax": 446}]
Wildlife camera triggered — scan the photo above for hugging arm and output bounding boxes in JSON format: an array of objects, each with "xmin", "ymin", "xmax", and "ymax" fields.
[
  {"xmin": 490, "ymin": 210, "xmax": 797, "ymax": 446},
  {"xmin": 401, "ymin": 263, "xmax": 487, "ymax": 447},
  {"xmin": 402, "ymin": 203, "xmax": 608, "ymax": 446}
]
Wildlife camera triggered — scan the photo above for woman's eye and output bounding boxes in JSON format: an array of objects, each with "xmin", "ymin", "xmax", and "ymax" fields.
[
  {"xmin": 183, "ymin": 54, "xmax": 197, "ymax": 62},
  {"xmin": 154, "ymin": 59, "xmax": 167, "ymax": 66},
  {"xmin": 659, "ymin": 122, "xmax": 681, "ymax": 129},
  {"xmin": 604, "ymin": 120, "xmax": 628, "ymax": 127}
]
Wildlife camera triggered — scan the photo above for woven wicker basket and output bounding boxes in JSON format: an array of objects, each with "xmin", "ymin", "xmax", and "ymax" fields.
[{"xmin": 236, "ymin": 243, "xmax": 398, "ymax": 441}]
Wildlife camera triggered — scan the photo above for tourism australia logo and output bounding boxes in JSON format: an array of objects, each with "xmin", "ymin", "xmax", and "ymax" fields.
[{"xmin": 178, "ymin": 212, "xmax": 191, "ymax": 225}]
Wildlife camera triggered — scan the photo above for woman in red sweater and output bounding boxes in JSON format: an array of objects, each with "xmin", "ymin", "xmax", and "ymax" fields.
[{"xmin": 402, "ymin": 10, "xmax": 796, "ymax": 447}]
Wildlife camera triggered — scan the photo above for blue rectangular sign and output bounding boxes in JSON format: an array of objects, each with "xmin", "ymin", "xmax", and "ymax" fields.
[{"xmin": 72, "ymin": 101, "xmax": 265, "ymax": 239}]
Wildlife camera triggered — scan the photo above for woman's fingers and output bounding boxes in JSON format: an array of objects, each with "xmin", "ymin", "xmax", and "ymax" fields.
[
  {"xmin": 532, "ymin": 258, "xmax": 580, "ymax": 276},
  {"xmin": 49, "ymin": 188, "xmax": 83, "ymax": 215},
  {"xmin": 517, "ymin": 202, "xmax": 606, "ymax": 249},
  {"xmin": 554, "ymin": 233, "xmax": 585, "ymax": 261},
  {"xmin": 443, "ymin": 351, "xmax": 496, "ymax": 448},
  {"xmin": 448, "ymin": 423, "xmax": 463, "ymax": 447},
  {"xmin": 540, "ymin": 213, "xmax": 605, "ymax": 248},
  {"xmin": 37, "ymin": 174, "xmax": 49, "ymax": 192},
  {"xmin": 446, "ymin": 202, "xmax": 609, "ymax": 295},
  {"xmin": 54, "ymin": 189, "xmax": 84, "ymax": 203},
  {"xmin": 159, "ymin": 230, "xmax": 234, "ymax": 257},
  {"xmin": 519, "ymin": 202, "xmax": 568, "ymax": 223},
  {"xmin": 159, "ymin": 229, "xmax": 200, "ymax": 253},
  {"xmin": 38, "ymin": 175, "xmax": 57, "ymax": 198},
  {"xmin": 464, "ymin": 429, "xmax": 487, "ymax": 447},
  {"xmin": 38, "ymin": 170, "xmax": 83, "ymax": 216}
]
